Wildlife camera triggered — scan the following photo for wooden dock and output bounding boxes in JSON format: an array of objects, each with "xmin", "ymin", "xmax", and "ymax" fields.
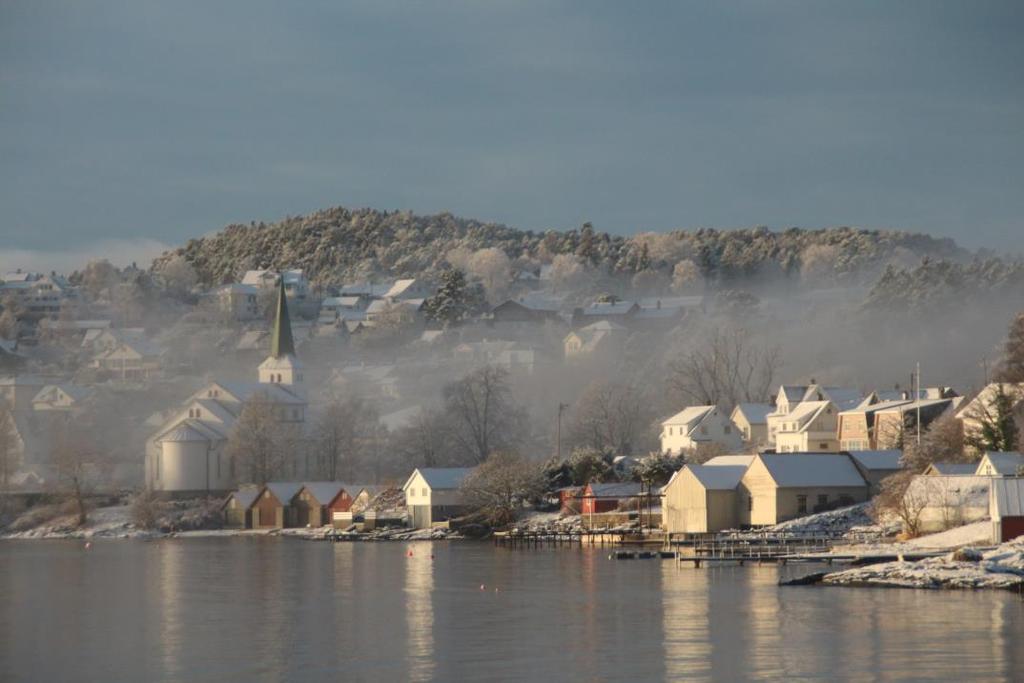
[{"xmin": 493, "ymin": 530, "xmax": 663, "ymax": 548}]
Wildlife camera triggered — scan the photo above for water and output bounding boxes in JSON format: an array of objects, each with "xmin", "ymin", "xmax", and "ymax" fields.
[{"xmin": 1, "ymin": 539, "xmax": 1022, "ymax": 683}]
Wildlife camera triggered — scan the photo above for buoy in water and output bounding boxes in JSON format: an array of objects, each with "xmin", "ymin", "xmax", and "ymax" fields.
[
  {"xmin": 84, "ymin": 542, "xmax": 91, "ymax": 550},
  {"xmin": 479, "ymin": 584, "xmax": 486, "ymax": 591}
]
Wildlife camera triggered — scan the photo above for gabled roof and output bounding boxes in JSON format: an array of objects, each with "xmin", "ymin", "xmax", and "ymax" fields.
[
  {"xmin": 991, "ymin": 478, "xmax": 1024, "ymax": 519},
  {"xmin": 405, "ymin": 467, "xmax": 473, "ymax": 491},
  {"xmin": 581, "ymin": 300, "xmax": 638, "ymax": 316},
  {"xmin": 779, "ymin": 400, "xmax": 831, "ymax": 432},
  {"xmin": 732, "ymin": 403, "xmax": 772, "ymax": 425},
  {"xmin": 977, "ymin": 452, "xmax": 1024, "ymax": 476},
  {"xmin": 270, "ymin": 278, "xmax": 295, "ymax": 359},
  {"xmin": 158, "ymin": 423, "xmax": 212, "ymax": 443},
  {"xmin": 686, "ymin": 464, "xmax": 747, "ymax": 490},
  {"xmin": 300, "ymin": 482, "xmax": 348, "ymax": 506},
  {"xmin": 924, "ymin": 462, "xmax": 978, "ymax": 476},
  {"xmin": 384, "ymin": 279, "xmax": 419, "ymax": 298},
  {"xmin": 585, "ymin": 482, "xmax": 642, "ymax": 497},
  {"xmin": 755, "ymin": 454, "xmax": 867, "ymax": 488},
  {"xmin": 703, "ymin": 455, "xmax": 756, "ymax": 467},
  {"xmin": 223, "ymin": 487, "xmax": 261, "ymax": 510},
  {"xmin": 264, "ymin": 482, "xmax": 303, "ymax": 504},
  {"xmin": 661, "ymin": 405, "xmax": 716, "ymax": 430},
  {"xmin": 847, "ymin": 450, "xmax": 902, "ymax": 471},
  {"xmin": 777, "ymin": 385, "xmax": 809, "ymax": 404}
]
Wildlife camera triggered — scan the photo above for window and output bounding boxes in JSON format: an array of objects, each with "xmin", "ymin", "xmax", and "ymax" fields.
[
  {"xmin": 817, "ymin": 494, "xmax": 828, "ymax": 508},
  {"xmin": 747, "ymin": 496, "xmax": 753, "ymax": 512},
  {"xmin": 724, "ymin": 425, "xmax": 732, "ymax": 434},
  {"xmin": 818, "ymin": 442, "xmax": 829, "ymax": 450},
  {"xmin": 668, "ymin": 427, "xmax": 673, "ymax": 436},
  {"xmin": 797, "ymin": 495, "xmax": 808, "ymax": 515},
  {"xmin": 422, "ymin": 488, "xmax": 427, "ymax": 497}
]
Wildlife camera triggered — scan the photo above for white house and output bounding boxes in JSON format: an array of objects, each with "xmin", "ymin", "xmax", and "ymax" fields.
[
  {"xmin": 730, "ymin": 403, "xmax": 773, "ymax": 447},
  {"xmin": 660, "ymin": 406, "xmax": 742, "ymax": 455},
  {"xmin": 766, "ymin": 384, "xmax": 864, "ymax": 446},
  {"xmin": 146, "ymin": 279, "xmax": 307, "ymax": 494},
  {"xmin": 212, "ymin": 283, "xmax": 261, "ymax": 321},
  {"xmin": 403, "ymin": 467, "xmax": 474, "ymax": 529}
]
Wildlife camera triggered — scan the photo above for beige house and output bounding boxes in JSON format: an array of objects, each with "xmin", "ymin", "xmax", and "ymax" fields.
[
  {"xmin": 31, "ymin": 383, "xmax": 92, "ymax": 412},
  {"xmin": 660, "ymin": 406, "xmax": 742, "ymax": 455},
  {"xmin": 774, "ymin": 401, "xmax": 841, "ymax": 453},
  {"xmin": 956, "ymin": 383, "xmax": 1024, "ymax": 455},
  {"xmin": 902, "ymin": 475, "xmax": 991, "ymax": 534},
  {"xmin": 662, "ymin": 463, "xmax": 748, "ymax": 534},
  {"xmin": 873, "ymin": 395, "xmax": 962, "ymax": 449},
  {"xmin": 93, "ymin": 338, "xmax": 162, "ymax": 381},
  {"xmin": 837, "ymin": 399, "xmax": 915, "ymax": 451},
  {"xmin": 730, "ymin": 403, "xmax": 772, "ymax": 447},
  {"xmin": 403, "ymin": 467, "xmax": 473, "ymax": 529},
  {"xmin": 212, "ymin": 284, "xmax": 261, "ymax": 321},
  {"xmin": 738, "ymin": 454, "xmax": 868, "ymax": 526}
]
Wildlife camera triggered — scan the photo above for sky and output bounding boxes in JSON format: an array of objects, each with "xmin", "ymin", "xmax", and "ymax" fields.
[{"xmin": 1, "ymin": 0, "xmax": 1022, "ymax": 268}]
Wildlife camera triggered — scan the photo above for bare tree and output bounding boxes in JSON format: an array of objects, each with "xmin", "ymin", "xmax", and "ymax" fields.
[
  {"xmin": 0, "ymin": 406, "xmax": 18, "ymax": 491},
  {"xmin": 459, "ymin": 452, "xmax": 545, "ymax": 526},
  {"xmin": 569, "ymin": 380, "xmax": 653, "ymax": 456},
  {"xmin": 390, "ymin": 407, "xmax": 452, "ymax": 469},
  {"xmin": 900, "ymin": 412, "xmax": 966, "ymax": 472},
  {"xmin": 443, "ymin": 365, "xmax": 525, "ymax": 464},
  {"xmin": 469, "ymin": 247, "xmax": 511, "ymax": 303},
  {"xmin": 668, "ymin": 327, "xmax": 782, "ymax": 410},
  {"xmin": 51, "ymin": 416, "xmax": 102, "ymax": 526},
  {"xmin": 872, "ymin": 470, "xmax": 928, "ymax": 538},
  {"xmin": 225, "ymin": 398, "xmax": 299, "ymax": 485},
  {"xmin": 312, "ymin": 397, "xmax": 379, "ymax": 481}
]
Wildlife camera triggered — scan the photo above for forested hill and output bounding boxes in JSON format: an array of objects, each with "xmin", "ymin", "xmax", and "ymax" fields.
[{"xmin": 153, "ymin": 205, "xmax": 968, "ymax": 289}]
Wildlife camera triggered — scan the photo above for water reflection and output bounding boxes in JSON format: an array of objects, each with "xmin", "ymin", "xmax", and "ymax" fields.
[
  {"xmin": 157, "ymin": 541, "xmax": 184, "ymax": 681},
  {"xmin": 404, "ymin": 543, "xmax": 435, "ymax": 682}
]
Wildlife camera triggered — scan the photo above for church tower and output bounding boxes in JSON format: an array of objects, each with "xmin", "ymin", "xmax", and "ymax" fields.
[{"xmin": 258, "ymin": 276, "xmax": 305, "ymax": 393}]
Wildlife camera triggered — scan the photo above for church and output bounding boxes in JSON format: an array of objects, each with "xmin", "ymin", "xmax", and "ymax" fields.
[{"xmin": 145, "ymin": 278, "xmax": 307, "ymax": 494}]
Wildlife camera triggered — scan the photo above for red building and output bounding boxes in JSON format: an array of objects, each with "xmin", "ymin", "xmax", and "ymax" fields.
[{"xmin": 579, "ymin": 482, "xmax": 643, "ymax": 514}]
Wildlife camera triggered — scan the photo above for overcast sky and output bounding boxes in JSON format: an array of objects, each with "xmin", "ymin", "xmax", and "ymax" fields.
[{"xmin": 1, "ymin": 1, "xmax": 1022, "ymax": 265}]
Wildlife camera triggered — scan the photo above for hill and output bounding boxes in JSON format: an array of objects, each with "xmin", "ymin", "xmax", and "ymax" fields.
[{"xmin": 153, "ymin": 205, "xmax": 969, "ymax": 290}]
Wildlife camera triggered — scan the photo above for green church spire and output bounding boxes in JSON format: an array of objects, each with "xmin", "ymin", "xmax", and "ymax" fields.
[{"xmin": 270, "ymin": 275, "xmax": 295, "ymax": 358}]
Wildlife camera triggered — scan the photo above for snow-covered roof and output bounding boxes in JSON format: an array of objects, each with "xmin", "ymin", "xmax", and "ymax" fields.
[
  {"xmin": 847, "ymin": 450, "xmax": 902, "ymax": 471},
  {"xmin": 407, "ymin": 467, "xmax": 473, "ymax": 491},
  {"xmin": 585, "ymin": 482, "xmax": 642, "ymax": 497},
  {"xmin": 977, "ymin": 452, "xmax": 1024, "ymax": 476},
  {"xmin": 661, "ymin": 405, "xmax": 715, "ymax": 429},
  {"xmin": 582, "ymin": 300, "xmax": 637, "ymax": 316},
  {"xmin": 265, "ymin": 482, "xmax": 303, "ymax": 504},
  {"xmin": 224, "ymin": 487, "xmax": 261, "ymax": 510},
  {"xmin": 578, "ymin": 320, "xmax": 626, "ymax": 332},
  {"xmin": 704, "ymin": 455, "xmax": 756, "ymax": 467},
  {"xmin": 687, "ymin": 464, "xmax": 747, "ymax": 490},
  {"xmin": 158, "ymin": 423, "xmax": 211, "ymax": 443},
  {"xmin": 300, "ymin": 482, "xmax": 347, "ymax": 505},
  {"xmin": 384, "ymin": 279, "xmax": 418, "ymax": 298},
  {"xmin": 991, "ymin": 478, "xmax": 1024, "ymax": 519},
  {"xmin": 925, "ymin": 462, "xmax": 977, "ymax": 476},
  {"xmin": 780, "ymin": 401, "xmax": 831, "ymax": 432},
  {"xmin": 732, "ymin": 403, "xmax": 772, "ymax": 425},
  {"xmin": 756, "ymin": 454, "xmax": 867, "ymax": 488},
  {"xmin": 778, "ymin": 385, "xmax": 809, "ymax": 404},
  {"xmin": 813, "ymin": 387, "xmax": 864, "ymax": 411}
]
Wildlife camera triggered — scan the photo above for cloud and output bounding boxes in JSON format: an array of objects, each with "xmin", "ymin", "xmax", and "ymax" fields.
[{"xmin": 0, "ymin": 238, "xmax": 173, "ymax": 276}]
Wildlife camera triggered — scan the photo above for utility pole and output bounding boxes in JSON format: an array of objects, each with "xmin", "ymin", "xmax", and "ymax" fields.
[
  {"xmin": 916, "ymin": 362, "xmax": 922, "ymax": 447},
  {"xmin": 556, "ymin": 402, "xmax": 569, "ymax": 460}
]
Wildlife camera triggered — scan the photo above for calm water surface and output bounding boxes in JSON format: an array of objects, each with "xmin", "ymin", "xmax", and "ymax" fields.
[{"xmin": 1, "ymin": 538, "xmax": 1022, "ymax": 682}]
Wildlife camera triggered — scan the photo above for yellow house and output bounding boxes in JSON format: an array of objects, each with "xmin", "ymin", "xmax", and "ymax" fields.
[
  {"xmin": 738, "ymin": 454, "xmax": 868, "ymax": 526},
  {"xmin": 730, "ymin": 403, "xmax": 772, "ymax": 447},
  {"xmin": 774, "ymin": 401, "xmax": 841, "ymax": 453}
]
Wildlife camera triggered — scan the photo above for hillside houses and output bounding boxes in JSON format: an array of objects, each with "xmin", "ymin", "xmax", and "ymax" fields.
[{"xmin": 563, "ymin": 321, "xmax": 628, "ymax": 359}]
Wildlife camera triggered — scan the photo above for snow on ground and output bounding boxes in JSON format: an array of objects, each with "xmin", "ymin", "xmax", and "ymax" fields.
[
  {"xmin": 821, "ymin": 538, "xmax": 1024, "ymax": 590},
  {"xmin": 903, "ymin": 520, "xmax": 991, "ymax": 549},
  {"xmin": 760, "ymin": 503, "xmax": 898, "ymax": 539}
]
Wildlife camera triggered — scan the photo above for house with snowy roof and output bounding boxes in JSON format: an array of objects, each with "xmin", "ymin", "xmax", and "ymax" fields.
[
  {"xmin": 663, "ymin": 462, "xmax": 749, "ymax": 534},
  {"xmin": 211, "ymin": 283, "xmax": 261, "ymax": 321},
  {"xmin": 974, "ymin": 451, "xmax": 1024, "ymax": 477},
  {"xmin": 92, "ymin": 337, "xmax": 163, "ymax": 381},
  {"xmin": 766, "ymin": 384, "xmax": 865, "ymax": 447},
  {"xmin": 738, "ymin": 453, "xmax": 869, "ymax": 526},
  {"xmin": 773, "ymin": 400, "xmax": 842, "ymax": 453},
  {"xmin": 922, "ymin": 462, "xmax": 977, "ymax": 476},
  {"xmin": 222, "ymin": 487, "xmax": 261, "ymax": 527},
  {"xmin": 404, "ymin": 467, "xmax": 474, "ymax": 529},
  {"xmin": 660, "ymin": 406, "xmax": 742, "ymax": 455},
  {"xmin": 250, "ymin": 482, "xmax": 304, "ymax": 528},
  {"xmin": 571, "ymin": 299, "xmax": 640, "ymax": 327},
  {"xmin": 146, "ymin": 279, "xmax": 307, "ymax": 495},
  {"xmin": 846, "ymin": 450, "xmax": 903, "ymax": 493},
  {"xmin": 30, "ymin": 383, "xmax": 93, "ymax": 412},
  {"xmin": 730, "ymin": 403, "xmax": 773, "ymax": 447},
  {"xmin": 873, "ymin": 393, "xmax": 962, "ymax": 449},
  {"xmin": 384, "ymin": 278, "xmax": 433, "ymax": 302}
]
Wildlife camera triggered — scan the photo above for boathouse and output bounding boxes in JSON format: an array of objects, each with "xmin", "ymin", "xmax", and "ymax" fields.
[
  {"xmin": 662, "ymin": 464, "xmax": 747, "ymax": 534},
  {"xmin": 738, "ymin": 453, "xmax": 868, "ymax": 527},
  {"xmin": 990, "ymin": 478, "xmax": 1024, "ymax": 543},
  {"xmin": 404, "ymin": 468, "xmax": 474, "ymax": 529},
  {"xmin": 251, "ymin": 482, "xmax": 303, "ymax": 528},
  {"xmin": 579, "ymin": 482, "xmax": 643, "ymax": 515},
  {"xmin": 222, "ymin": 487, "xmax": 260, "ymax": 528},
  {"xmin": 293, "ymin": 483, "xmax": 353, "ymax": 528}
]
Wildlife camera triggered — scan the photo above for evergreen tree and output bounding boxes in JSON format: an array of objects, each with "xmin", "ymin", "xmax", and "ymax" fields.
[
  {"xmin": 996, "ymin": 313, "xmax": 1024, "ymax": 383},
  {"xmin": 965, "ymin": 383, "xmax": 1019, "ymax": 454},
  {"xmin": 423, "ymin": 268, "xmax": 483, "ymax": 327}
]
